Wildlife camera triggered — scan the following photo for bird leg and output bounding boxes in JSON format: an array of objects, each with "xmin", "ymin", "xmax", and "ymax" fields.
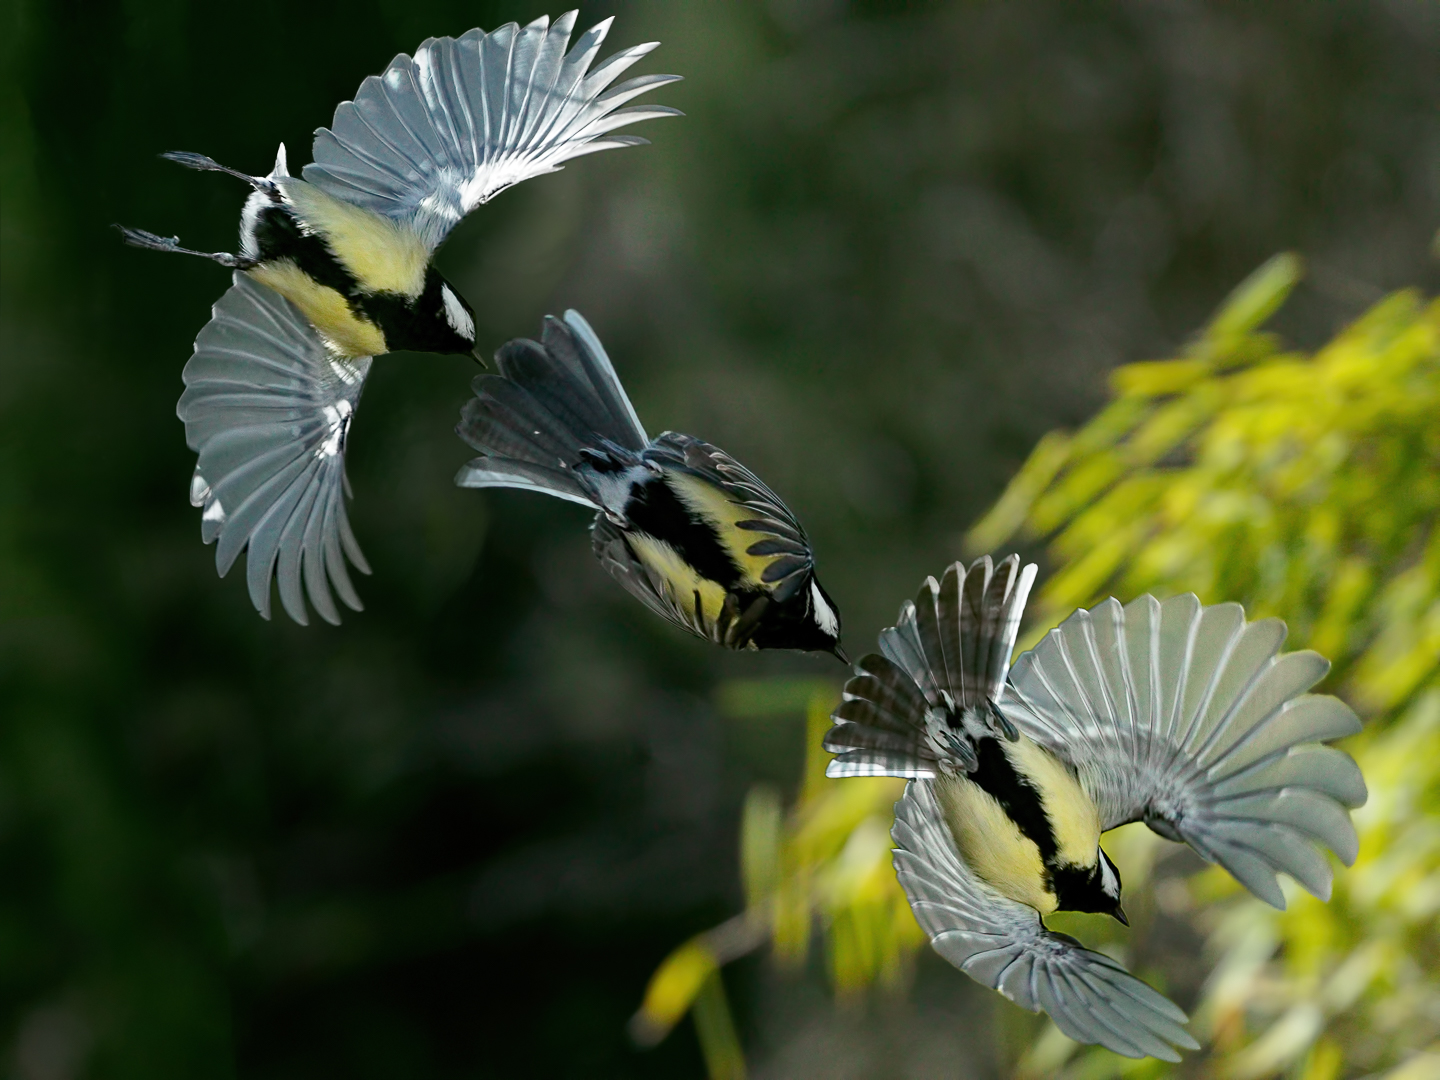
[
  {"xmin": 723, "ymin": 593, "xmax": 770, "ymax": 649},
  {"xmin": 160, "ymin": 151, "xmax": 268, "ymax": 189},
  {"xmin": 113, "ymin": 226, "xmax": 255, "ymax": 269}
]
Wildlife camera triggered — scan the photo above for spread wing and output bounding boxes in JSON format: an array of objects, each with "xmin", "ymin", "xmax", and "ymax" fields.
[
  {"xmin": 1001, "ymin": 594, "xmax": 1368, "ymax": 908},
  {"xmin": 825, "ymin": 556, "xmax": 1037, "ymax": 778},
  {"xmin": 824, "ymin": 652, "xmax": 948, "ymax": 778},
  {"xmin": 303, "ymin": 12, "xmax": 682, "ymax": 251},
  {"xmin": 894, "ymin": 780, "xmax": 1199, "ymax": 1061},
  {"xmin": 643, "ymin": 432, "xmax": 815, "ymax": 604},
  {"xmin": 178, "ymin": 273, "xmax": 372, "ymax": 626}
]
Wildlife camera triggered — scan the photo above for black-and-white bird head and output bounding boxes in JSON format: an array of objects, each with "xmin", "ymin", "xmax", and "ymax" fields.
[
  {"xmin": 748, "ymin": 575, "xmax": 845, "ymax": 659},
  {"xmin": 362, "ymin": 269, "xmax": 479, "ymax": 358},
  {"xmin": 1052, "ymin": 847, "xmax": 1129, "ymax": 925}
]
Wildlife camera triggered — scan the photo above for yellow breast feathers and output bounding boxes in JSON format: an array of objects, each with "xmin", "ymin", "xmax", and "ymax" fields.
[
  {"xmin": 662, "ymin": 471, "xmax": 785, "ymax": 589},
  {"xmin": 247, "ymin": 260, "xmax": 386, "ymax": 359},
  {"xmin": 938, "ymin": 771, "xmax": 1056, "ymax": 913},
  {"xmin": 935, "ymin": 737, "xmax": 1103, "ymax": 913},
  {"xmin": 1006, "ymin": 737, "xmax": 1102, "ymax": 868},
  {"xmin": 281, "ymin": 179, "xmax": 430, "ymax": 298},
  {"xmin": 625, "ymin": 531, "xmax": 729, "ymax": 629}
]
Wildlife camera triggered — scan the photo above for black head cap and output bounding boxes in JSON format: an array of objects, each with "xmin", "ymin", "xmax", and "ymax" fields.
[
  {"xmin": 748, "ymin": 574, "xmax": 843, "ymax": 658},
  {"xmin": 365, "ymin": 269, "xmax": 477, "ymax": 356},
  {"xmin": 1053, "ymin": 848, "xmax": 1127, "ymax": 926}
]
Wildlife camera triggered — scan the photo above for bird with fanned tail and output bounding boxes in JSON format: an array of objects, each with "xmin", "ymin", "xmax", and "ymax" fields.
[
  {"xmin": 454, "ymin": 310, "xmax": 845, "ymax": 659},
  {"xmin": 825, "ymin": 555, "xmax": 1366, "ymax": 1060}
]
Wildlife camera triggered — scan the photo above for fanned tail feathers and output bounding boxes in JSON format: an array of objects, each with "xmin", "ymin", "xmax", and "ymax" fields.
[
  {"xmin": 825, "ymin": 554, "xmax": 1037, "ymax": 778},
  {"xmin": 455, "ymin": 310, "xmax": 647, "ymax": 506}
]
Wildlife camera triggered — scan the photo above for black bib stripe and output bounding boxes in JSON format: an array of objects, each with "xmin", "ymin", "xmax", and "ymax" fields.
[
  {"xmin": 622, "ymin": 474, "xmax": 745, "ymax": 589},
  {"xmin": 968, "ymin": 735, "xmax": 1059, "ymax": 865},
  {"xmin": 250, "ymin": 202, "xmax": 359, "ymax": 299}
]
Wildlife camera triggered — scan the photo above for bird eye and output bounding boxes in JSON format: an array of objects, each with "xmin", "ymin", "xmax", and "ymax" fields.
[{"xmin": 440, "ymin": 284, "xmax": 475, "ymax": 343}]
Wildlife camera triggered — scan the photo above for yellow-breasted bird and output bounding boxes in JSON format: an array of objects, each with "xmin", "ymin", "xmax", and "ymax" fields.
[
  {"xmin": 455, "ymin": 311, "xmax": 845, "ymax": 659},
  {"xmin": 825, "ymin": 555, "xmax": 1366, "ymax": 1060},
  {"xmin": 116, "ymin": 13, "xmax": 680, "ymax": 624}
]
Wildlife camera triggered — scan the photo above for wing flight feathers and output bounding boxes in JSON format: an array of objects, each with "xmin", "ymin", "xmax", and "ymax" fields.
[
  {"xmin": 892, "ymin": 780, "xmax": 1199, "ymax": 1061},
  {"xmin": 1002, "ymin": 593, "xmax": 1366, "ymax": 908},
  {"xmin": 178, "ymin": 273, "xmax": 372, "ymax": 626},
  {"xmin": 825, "ymin": 653, "xmax": 944, "ymax": 778},
  {"xmin": 304, "ymin": 13, "xmax": 682, "ymax": 250}
]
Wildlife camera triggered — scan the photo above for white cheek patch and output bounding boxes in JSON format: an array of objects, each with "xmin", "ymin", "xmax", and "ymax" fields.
[
  {"xmin": 1100, "ymin": 853, "xmax": 1119, "ymax": 897},
  {"xmin": 811, "ymin": 581, "xmax": 839, "ymax": 638},
  {"xmin": 441, "ymin": 284, "xmax": 474, "ymax": 342}
]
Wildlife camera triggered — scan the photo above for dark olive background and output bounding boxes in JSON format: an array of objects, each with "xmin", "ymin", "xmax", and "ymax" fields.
[{"xmin": 4, "ymin": 0, "xmax": 1440, "ymax": 1076}]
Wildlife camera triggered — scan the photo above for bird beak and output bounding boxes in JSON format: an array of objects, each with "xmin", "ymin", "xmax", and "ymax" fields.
[
  {"xmin": 471, "ymin": 345, "xmax": 487, "ymax": 368},
  {"xmin": 1113, "ymin": 905, "xmax": 1130, "ymax": 927},
  {"xmin": 832, "ymin": 644, "xmax": 851, "ymax": 666}
]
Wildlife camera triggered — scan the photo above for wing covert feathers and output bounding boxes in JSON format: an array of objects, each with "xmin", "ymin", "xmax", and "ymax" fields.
[
  {"xmin": 178, "ymin": 273, "xmax": 372, "ymax": 626},
  {"xmin": 825, "ymin": 555, "xmax": 1037, "ymax": 778},
  {"xmin": 641, "ymin": 433, "xmax": 815, "ymax": 604},
  {"xmin": 893, "ymin": 780, "xmax": 1199, "ymax": 1061},
  {"xmin": 590, "ymin": 517, "xmax": 773, "ymax": 649},
  {"xmin": 1002, "ymin": 593, "xmax": 1367, "ymax": 908},
  {"xmin": 304, "ymin": 13, "xmax": 682, "ymax": 250}
]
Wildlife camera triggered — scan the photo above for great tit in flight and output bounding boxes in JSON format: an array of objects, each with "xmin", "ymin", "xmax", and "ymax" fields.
[
  {"xmin": 826, "ymin": 556, "xmax": 1366, "ymax": 1060},
  {"xmin": 455, "ymin": 311, "xmax": 845, "ymax": 659},
  {"xmin": 117, "ymin": 13, "xmax": 680, "ymax": 624}
]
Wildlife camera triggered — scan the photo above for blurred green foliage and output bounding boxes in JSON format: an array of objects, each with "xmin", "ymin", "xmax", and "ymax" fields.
[
  {"xmin": 660, "ymin": 255, "xmax": 1440, "ymax": 1077},
  {"xmin": 7, "ymin": 0, "xmax": 1440, "ymax": 1074},
  {"xmin": 633, "ymin": 681, "xmax": 920, "ymax": 1077},
  {"xmin": 974, "ymin": 254, "xmax": 1440, "ymax": 1076}
]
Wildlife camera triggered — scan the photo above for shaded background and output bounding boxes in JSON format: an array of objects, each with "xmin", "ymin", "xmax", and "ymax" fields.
[{"xmin": 4, "ymin": 0, "xmax": 1440, "ymax": 1076}]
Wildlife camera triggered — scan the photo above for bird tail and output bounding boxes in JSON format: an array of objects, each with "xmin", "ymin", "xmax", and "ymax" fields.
[
  {"xmin": 455, "ymin": 310, "xmax": 649, "ymax": 506},
  {"xmin": 892, "ymin": 555, "xmax": 1038, "ymax": 710},
  {"xmin": 823, "ymin": 555, "xmax": 1038, "ymax": 778}
]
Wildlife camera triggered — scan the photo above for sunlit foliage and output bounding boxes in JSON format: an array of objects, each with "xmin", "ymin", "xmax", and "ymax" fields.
[
  {"xmin": 972, "ymin": 253, "xmax": 1440, "ymax": 1077},
  {"xmin": 632, "ymin": 681, "xmax": 922, "ymax": 1077},
  {"xmin": 649, "ymin": 255, "xmax": 1440, "ymax": 1077}
]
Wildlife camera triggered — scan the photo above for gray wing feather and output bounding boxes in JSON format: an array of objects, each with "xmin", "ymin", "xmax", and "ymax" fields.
[
  {"xmin": 893, "ymin": 780, "xmax": 1198, "ymax": 1061},
  {"xmin": 880, "ymin": 601, "xmax": 941, "ymax": 702},
  {"xmin": 304, "ymin": 13, "xmax": 682, "ymax": 250},
  {"xmin": 825, "ymin": 654, "xmax": 943, "ymax": 778},
  {"xmin": 178, "ymin": 273, "xmax": 372, "ymax": 626},
  {"xmin": 1001, "ymin": 593, "xmax": 1367, "ymax": 908},
  {"xmin": 453, "ymin": 459, "xmax": 596, "ymax": 508},
  {"xmin": 826, "ymin": 556, "xmax": 1036, "ymax": 777}
]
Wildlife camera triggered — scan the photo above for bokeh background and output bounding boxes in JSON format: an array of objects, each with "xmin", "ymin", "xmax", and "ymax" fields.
[{"xmin": 5, "ymin": 0, "xmax": 1440, "ymax": 1076}]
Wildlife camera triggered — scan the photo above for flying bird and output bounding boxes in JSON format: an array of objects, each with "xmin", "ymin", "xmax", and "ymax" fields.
[
  {"xmin": 117, "ymin": 13, "xmax": 680, "ymax": 624},
  {"xmin": 455, "ymin": 311, "xmax": 844, "ymax": 658},
  {"xmin": 825, "ymin": 556, "xmax": 1366, "ymax": 1060}
]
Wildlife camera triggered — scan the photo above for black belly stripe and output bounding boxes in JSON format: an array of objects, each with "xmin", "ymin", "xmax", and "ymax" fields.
[
  {"xmin": 623, "ymin": 472, "xmax": 743, "ymax": 589},
  {"xmin": 969, "ymin": 736, "xmax": 1059, "ymax": 865},
  {"xmin": 252, "ymin": 203, "xmax": 358, "ymax": 298}
]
